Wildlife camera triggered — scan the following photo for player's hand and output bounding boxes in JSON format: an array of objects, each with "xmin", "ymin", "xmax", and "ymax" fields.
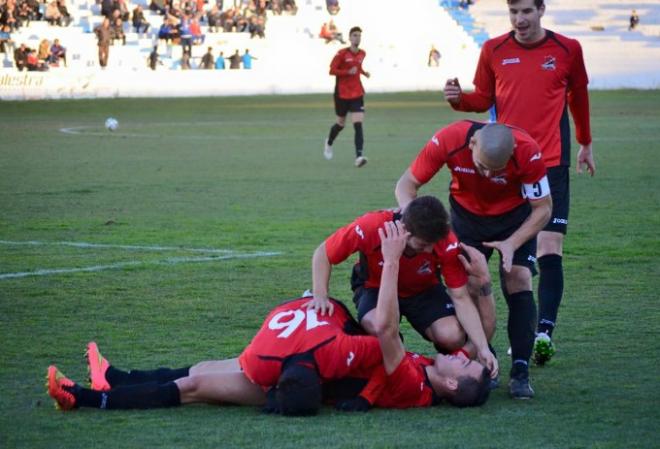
[
  {"xmin": 577, "ymin": 142, "xmax": 595, "ymax": 176},
  {"xmin": 477, "ymin": 348, "xmax": 499, "ymax": 378},
  {"xmin": 305, "ymin": 295, "xmax": 334, "ymax": 316},
  {"xmin": 483, "ymin": 239, "xmax": 514, "ymax": 272},
  {"xmin": 457, "ymin": 243, "xmax": 490, "ymax": 284},
  {"xmin": 378, "ymin": 221, "xmax": 409, "ymax": 264},
  {"xmin": 335, "ymin": 396, "xmax": 371, "ymax": 412},
  {"xmin": 348, "ymin": 66, "xmax": 358, "ymax": 75},
  {"xmin": 443, "ymin": 77, "xmax": 462, "ymax": 105},
  {"xmin": 363, "ymin": 71, "xmax": 371, "ymax": 78}
]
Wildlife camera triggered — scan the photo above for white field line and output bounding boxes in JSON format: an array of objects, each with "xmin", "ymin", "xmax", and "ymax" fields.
[
  {"xmin": 0, "ymin": 240, "xmax": 235, "ymax": 254},
  {"xmin": 0, "ymin": 252, "xmax": 281, "ymax": 280}
]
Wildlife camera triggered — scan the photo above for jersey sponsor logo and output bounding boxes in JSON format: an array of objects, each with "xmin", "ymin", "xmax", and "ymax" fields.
[
  {"xmin": 502, "ymin": 57, "xmax": 521, "ymax": 65},
  {"xmin": 346, "ymin": 351, "xmax": 355, "ymax": 366},
  {"xmin": 541, "ymin": 55, "xmax": 556, "ymax": 71},
  {"xmin": 420, "ymin": 382, "xmax": 425, "ymax": 391},
  {"xmin": 445, "ymin": 242, "xmax": 459, "ymax": 252},
  {"xmin": 489, "ymin": 175, "xmax": 507, "ymax": 185},
  {"xmin": 552, "ymin": 218, "xmax": 568, "ymax": 225},
  {"xmin": 431, "ymin": 136, "xmax": 439, "ymax": 146},
  {"xmin": 453, "ymin": 166, "xmax": 476, "ymax": 174},
  {"xmin": 355, "ymin": 225, "xmax": 365, "ymax": 240},
  {"xmin": 445, "ymin": 303, "xmax": 455, "ymax": 310},
  {"xmin": 417, "ymin": 261, "xmax": 433, "ymax": 275},
  {"xmin": 530, "ymin": 152, "xmax": 542, "ymax": 162},
  {"xmin": 527, "ymin": 255, "xmax": 537, "ymax": 263}
]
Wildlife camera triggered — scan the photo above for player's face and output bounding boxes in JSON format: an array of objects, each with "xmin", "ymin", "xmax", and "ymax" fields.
[
  {"xmin": 470, "ymin": 138, "xmax": 508, "ymax": 179},
  {"xmin": 434, "ymin": 353, "xmax": 484, "ymax": 381},
  {"xmin": 349, "ymin": 31, "xmax": 362, "ymax": 47},
  {"xmin": 404, "ymin": 235, "xmax": 435, "ymax": 256},
  {"xmin": 508, "ymin": 0, "xmax": 545, "ymax": 44}
]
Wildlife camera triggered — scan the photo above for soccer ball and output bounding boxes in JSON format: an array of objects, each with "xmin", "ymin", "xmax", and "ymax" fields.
[{"xmin": 105, "ymin": 117, "xmax": 118, "ymax": 131}]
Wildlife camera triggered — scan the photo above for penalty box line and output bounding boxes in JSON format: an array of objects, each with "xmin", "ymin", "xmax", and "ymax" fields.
[{"xmin": 0, "ymin": 240, "xmax": 281, "ymax": 280}]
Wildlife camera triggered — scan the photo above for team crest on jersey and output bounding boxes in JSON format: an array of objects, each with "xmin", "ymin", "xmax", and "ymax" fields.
[
  {"xmin": 541, "ymin": 55, "xmax": 556, "ymax": 71},
  {"xmin": 489, "ymin": 175, "xmax": 507, "ymax": 185},
  {"xmin": 417, "ymin": 261, "xmax": 433, "ymax": 275}
]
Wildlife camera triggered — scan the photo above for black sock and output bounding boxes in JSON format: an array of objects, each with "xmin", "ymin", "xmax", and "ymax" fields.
[
  {"xmin": 537, "ymin": 254, "xmax": 563, "ymax": 337},
  {"xmin": 102, "ymin": 381, "xmax": 181, "ymax": 409},
  {"xmin": 106, "ymin": 366, "xmax": 190, "ymax": 387},
  {"xmin": 353, "ymin": 122, "xmax": 363, "ymax": 156},
  {"xmin": 327, "ymin": 123, "xmax": 344, "ymax": 145},
  {"xmin": 505, "ymin": 290, "xmax": 537, "ymax": 363}
]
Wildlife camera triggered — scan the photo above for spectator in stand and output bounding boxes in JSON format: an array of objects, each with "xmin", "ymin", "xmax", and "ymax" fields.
[
  {"xmin": 158, "ymin": 17, "xmax": 177, "ymax": 42},
  {"xmin": 326, "ymin": 0, "xmax": 339, "ymax": 15},
  {"xmin": 0, "ymin": 24, "xmax": 13, "ymax": 56},
  {"xmin": 241, "ymin": 48, "xmax": 256, "ymax": 69},
  {"xmin": 190, "ymin": 16, "xmax": 204, "ymax": 44},
  {"xmin": 17, "ymin": 2, "xmax": 31, "ymax": 27},
  {"xmin": 428, "ymin": 45, "xmax": 441, "ymax": 67},
  {"xmin": 22, "ymin": 0, "xmax": 43, "ymax": 23},
  {"xmin": 132, "ymin": 5, "xmax": 150, "ymax": 34},
  {"xmin": 180, "ymin": 49, "xmax": 191, "ymax": 69},
  {"xmin": 101, "ymin": 0, "xmax": 114, "ymax": 18},
  {"xmin": 207, "ymin": 5, "xmax": 221, "ymax": 32},
  {"xmin": 44, "ymin": 0, "xmax": 61, "ymax": 25},
  {"xmin": 248, "ymin": 15, "xmax": 264, "ymax": 38},
  {"xmin": 13, "ymin": 42, "xmax": 29, "ymax": 70},
  {"xmin": 1, "ymin": 3, "xmax": 19, "ymax": 31},
  {"xmin": 149, "ymin": 0, "xmax": 167, "ymax": 15},
  {"xmin": 227, "ymin": 48, "xmax": 240, "ymax": 69},
  {"xmin": 50, "ymin": 38, "xmax": 66, "ymax": 66},
  {"xmin": 56, "ymin": 0, "xmax": 72, "ymax": 26},
  {"xmin": 37, "ymin": 38, "xmax": 51, "ymax": 64},
  {"xmin": 94, "ymin": 17, "xmax": 112, "ymax": 67},
  {"xmin": 319, "ymin": 20, "xmax": 344, "ymax": 44},
  {"xmin": 628, "ymin": 10, "xmax": 639, "ymax": 31},
  {"xmin": 234, "ymin": 8, "xmax": 248, "ymax": 32},
  {"xmin": 270, "ymin": 0, "xmax": 282, "ymax": 15},
  {"xmin": 111, "ymin": 16, "xmax": 126, "ymax": 45},
  {"xmin": 179, "ymin": 14, "xmax": 192, "ymax": 53},
  {"xmin": 26, "ymin": 48, "xmax": 47, "ymax": 70},
  {"xmin": 200, "ymin": 46, "xmax": 214, "ymax": 69},
  {"xmin": 215, "ymin": 50, "xmax": 225, "ymax": 69},
  {"xmin": 282, "ymin": 0, "xmax": 296, "ymax": 15},
  {"xmin": 148, "ymin": 45, "xmax": 161, "ymax": 70}
]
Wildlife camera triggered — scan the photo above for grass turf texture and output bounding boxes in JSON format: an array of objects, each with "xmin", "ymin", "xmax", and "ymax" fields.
[{"xmin": 0, "ymin": 91, "xmax": 658, "ymax": 449}]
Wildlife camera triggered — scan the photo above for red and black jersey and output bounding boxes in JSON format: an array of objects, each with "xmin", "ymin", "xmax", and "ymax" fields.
[
  {"xmin": 330, "ymin": 47, "xmax": 366, "ymax": 99},
  {"xmin": 454, "ymin": 30, "xmax": 591, "ymax": 167},
  {"xmin": 324, "ymin": 210, "xmax": 468, "ymax": 297},
  {"xmin": 238, "ymin": 298, "xmax": 382, "ymax": 388},
  {"xmin": 373, "ymin": 352, "xmax": 437, "ymax": 409},
  {"xmin": 410, "ymin": 120, "xmax": 549, "ymax": 216}
]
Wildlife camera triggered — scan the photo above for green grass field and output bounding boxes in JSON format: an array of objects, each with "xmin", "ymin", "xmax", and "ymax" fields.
[{"xmin": 0, "ymin": 91, "xmax": 658, "ymax": 449}]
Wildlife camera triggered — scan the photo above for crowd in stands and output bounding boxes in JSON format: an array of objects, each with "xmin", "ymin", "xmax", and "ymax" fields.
[
  {"xmin": 1, "ymin": 0, "xmax": 72, "ymax": 30},
  {"xmin": 11, "ymin": 36, "xmax": 66, "ymax": 70}
]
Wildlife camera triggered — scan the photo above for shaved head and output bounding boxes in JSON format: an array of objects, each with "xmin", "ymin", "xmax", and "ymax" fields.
[{"xmin": 474, "ymin": 124, "xmax": 514, "ymax": 168}]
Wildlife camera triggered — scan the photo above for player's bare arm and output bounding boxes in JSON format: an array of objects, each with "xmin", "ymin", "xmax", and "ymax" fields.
[
  {"xmin": 484, "ymin": 195, "xmax": 552, "ymax": 272},
  {"xmin": 394, "ymin": 168, "xmax": 423, "ymax": 210},
  {"xmin": 307, "ymin": 242, "xmax": 335, "ymax": 316},
  {"xmin": 577, "ymin": 142, "xmax": 596, "ymax": 176},
  {"xmin": 373, "ymin": 221, "xmax": 409, "ymax": 375}
]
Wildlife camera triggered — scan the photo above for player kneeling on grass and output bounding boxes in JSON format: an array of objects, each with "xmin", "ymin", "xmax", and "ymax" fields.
[{"xmin": 47, "ymin": 224, "xmax": 492, "ymax": 413}]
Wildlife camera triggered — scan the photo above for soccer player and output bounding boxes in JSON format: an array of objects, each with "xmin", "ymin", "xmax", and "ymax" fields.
[
  {"xmin": 323, "ymin": 26, "xmax": 370, "ymax": 167},
  {"xmin": 395, "ymin": 121, "xmax": 552, "ymax": 399},
  {"xmin": 308, "ymin": 195, "xmax": 498, "ymax": 376},
  {"xmin": 443, "ymin": 0, "xmax": 595, "ymax": 365}
]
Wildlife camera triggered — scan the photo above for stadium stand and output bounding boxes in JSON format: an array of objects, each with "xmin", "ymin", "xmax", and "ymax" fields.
[{"xmin": 0, "ymin": 0, "xmax": 658, "ymax": 99}]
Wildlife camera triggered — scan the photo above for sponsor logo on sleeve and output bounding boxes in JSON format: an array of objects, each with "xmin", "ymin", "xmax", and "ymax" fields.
[
  {"xmin": 431, "ymin": 136, "xmax": 439, "ymax": 146},
  {"xmin": 530, "ymin": 152, "xmax": 542, "ymax": 162},
  {"xmin": 355, "ymin": 225, "xmax": 365, "ymax": 239},
  {"xmin": 445, "ymin": 242, "xmax": 459, "ymax": 252},
  {"xmin": 346, "ymin": 351, "xmax": 355, "ymax": 366}
]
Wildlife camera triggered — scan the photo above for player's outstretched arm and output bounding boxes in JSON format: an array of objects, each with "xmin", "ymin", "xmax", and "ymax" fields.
[
  {"xmin": 306, "ymin": 242, "xmax": 334, "ymax": 316},
  {"xmin": 374, "ymin": 221, "xmax": 409, "ymax": 375},
  {"xmin": 394, "ymin": 169, "xmax": 423, "ymax": 210}
]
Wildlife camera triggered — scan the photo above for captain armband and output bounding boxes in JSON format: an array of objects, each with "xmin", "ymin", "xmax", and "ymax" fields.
[{"xmin": 521, "ymin": 175, "xmax": 550, "ymax": 200}]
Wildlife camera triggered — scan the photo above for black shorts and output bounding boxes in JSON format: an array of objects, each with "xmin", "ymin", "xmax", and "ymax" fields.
[
  {"xmin": 543, "ymin": 166, "xmax": 569, "ymax": 234},
  {"xmin": 352, "ymin": 284, "xmax": 456, "ymax": 341},
  {"xmin": 449, "ymin": 196, "xmax": 537, "ymax": 274},
  {"xmin": 334, "ymin": 94, "xmax": 364, "ymax": 117}
]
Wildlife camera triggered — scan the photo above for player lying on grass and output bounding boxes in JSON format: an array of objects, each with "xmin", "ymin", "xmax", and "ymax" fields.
[{"xmin": 47, "ymin": 222, "xmax": 492, "ymax": 413}]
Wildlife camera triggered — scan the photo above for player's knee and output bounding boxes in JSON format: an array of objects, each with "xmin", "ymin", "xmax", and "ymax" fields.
[
  {"xmin": 537, "ymin": 231, "xmax": 563, "ymax": 256},
  {"xmin": 430, "ymin": 319, "xmax": 465, "ymax": 352},
  {"xmin": 175, "ymin": 376, "xmax": 199, "ymax": 399},
  {"xmin": 504, "ymin": 267, "xmax": 532, "ymax": 293}
]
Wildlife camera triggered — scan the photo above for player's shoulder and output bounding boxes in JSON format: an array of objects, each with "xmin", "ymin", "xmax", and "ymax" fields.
[
  {"xmin": 482, "ymin": 31, "xmax": 515, "ymax": 52},
  {"xmin": 355, "ymin": 209, "xmax": 394, "ymax": 231},
  {"xmin": 433, "ymin": 230, "xmax": 460, "ymax": 255},
  {"xmin": 545, "ymin": 29, "xmax": 583, "ymax": 53},
  {"xmin": 436, "ymin": 120, "xmax": 484, "ymax": 148}
]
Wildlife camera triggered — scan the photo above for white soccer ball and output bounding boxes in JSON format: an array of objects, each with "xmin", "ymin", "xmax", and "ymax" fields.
[{"xmin": 105, "ymin": 117, "xmax": 118, "ymax": 131}]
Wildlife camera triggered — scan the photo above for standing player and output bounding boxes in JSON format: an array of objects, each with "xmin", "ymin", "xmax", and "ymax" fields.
[
  {"xmin": 324, "ymin": 26, "xmax": 371, "ymax": 167},
  {"xmin": 395, "ymin": 121, "xmax": 552, "ymax": 398},
  {"xmin": 443, "ymin": 0, "xmax": 595, "ymax": 365}
]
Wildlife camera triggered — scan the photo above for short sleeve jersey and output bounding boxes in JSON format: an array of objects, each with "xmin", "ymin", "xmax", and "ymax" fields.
[
  {"xmin": 373, "ymin": 352, "xmax": 436, "ymax": 409},
  {"xmin": 324, "ymin": 210, "xmax": 468, "ymax": 297},
  {"xmin": 330, "ymin": 47, "xmax": 366, "ymax": 99},
  {"xmin": 238, "ymin": 298, "xmax": 382, "ymax": 387},
  {"xmin": 472, "ymin": 31, "xmax": 589, "ymax": 167},
  {"xmin": 410, "ymin": 120, "xmax": 548, "ymax": 216}
]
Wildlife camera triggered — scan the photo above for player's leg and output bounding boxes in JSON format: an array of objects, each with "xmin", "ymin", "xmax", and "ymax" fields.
[
  {"xmin": 86, "ymin": 341, "xmax": 190, "ymax": 390},
  {"xmin": 535, "ymin": 166, "xmax": 569, "ymax": 364},
  {"xmin": 350, "ymin": 97, "xmax": 367, "ymax": 167},
  {"xmin": 325, "ymin": 93, "xmax": 347, "ymax": 159},
  {"xmin": 189, "ymin": 358, "xmax": 241, "ymax": 375},
  {"xmin": 353, "ymin": 287, "xmax": 379, "ymax": 335},
  {"xmin": 501, "ymin": 243, "xmax": 537, "ymax": 400},
  {"xmin": 176, "ymin": 372, "xmax": 266, "ymax": 406}
]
